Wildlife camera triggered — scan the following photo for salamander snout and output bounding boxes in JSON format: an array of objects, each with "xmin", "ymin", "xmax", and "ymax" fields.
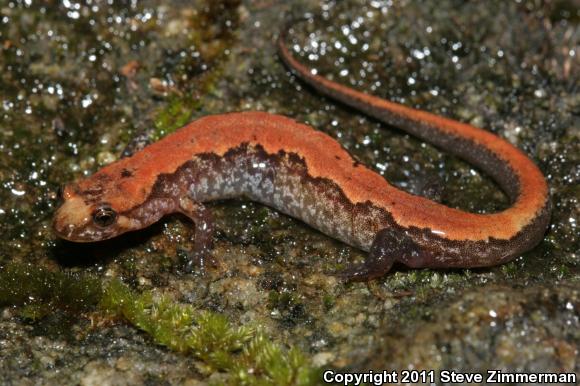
[{"xmin": 52, "ymin": 186, "xmax": 141, "ymax": 242}]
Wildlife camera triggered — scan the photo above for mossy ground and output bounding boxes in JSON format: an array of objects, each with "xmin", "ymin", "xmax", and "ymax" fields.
[
  {"xmin": 0, "ymin": 263, "xmax": 319, "ymax": 385},
  {"xmin": 0, "ymin": 0, "xmax": 578, "ymax": 384}
]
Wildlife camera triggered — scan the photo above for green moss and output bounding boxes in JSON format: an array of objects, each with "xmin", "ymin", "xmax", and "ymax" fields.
[
  {"xmin": 100, "ymin": 279, "xmax": 252, "ymax": 357},
  {"xmin": 100, "ymin": 279, "xmax": 320, "ymax": 385},
  {"xmin": 0, "ymin": 263, "xmax": 103, "ymax": 313},
  {"xmin": 152, "ymin": 95, "xmax": 202, "ymax": 141},
  {"xmin": 322, "ymin": 294, "xmax": 335, "ymax": 311},
  {"xmin": 225, "ymin": 334, "xmax": 321, "ymax": 386},
  {"xmin": 0, "ymin": 264, "xmax": 320, "ymax": 384},
  {"xmin": 500, "ymin": 260, "xmax": 519, "ymax": 278},
  {"xmin": 19, "ymin": 303, "xmax": 53, "ymax": 322}
]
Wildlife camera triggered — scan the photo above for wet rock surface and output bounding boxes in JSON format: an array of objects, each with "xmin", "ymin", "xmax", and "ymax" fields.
[{"xmin": 0, "ymin": 0, "xmax": 578, "ymax": 384}]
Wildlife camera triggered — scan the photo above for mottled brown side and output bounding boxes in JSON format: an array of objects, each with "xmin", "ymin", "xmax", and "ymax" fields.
[{"xmin": 129, "ymin": 144, "xmax": 386, "ymax": 250}]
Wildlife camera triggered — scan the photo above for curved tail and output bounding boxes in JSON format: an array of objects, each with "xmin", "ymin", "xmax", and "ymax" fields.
[{"xmin": 277, "ymin": 23, "xmax": 551, "ymax": 265}]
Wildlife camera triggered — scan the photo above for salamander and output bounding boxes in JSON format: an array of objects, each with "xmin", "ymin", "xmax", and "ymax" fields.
[{"xmin": 52, "ymin": 24, "xmax": 551, "ymax": 281}]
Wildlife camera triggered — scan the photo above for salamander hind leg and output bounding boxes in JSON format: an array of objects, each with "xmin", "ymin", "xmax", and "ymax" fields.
[
  {"xmin": 177, "ymin": 196, "xmax": 216, "ymax": 273},
  {"xmin": 335, "ymin": 228, "xmax": 425, "ymax": 282}
]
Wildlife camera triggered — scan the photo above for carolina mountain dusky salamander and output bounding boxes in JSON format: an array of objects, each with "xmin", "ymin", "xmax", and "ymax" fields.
[{"xmin": 52, "ymin": 23, "xmax": 551, "ymax": 281}]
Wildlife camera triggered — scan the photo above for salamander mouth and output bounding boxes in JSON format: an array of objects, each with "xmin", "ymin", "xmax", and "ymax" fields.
[
  {"xmin": 52, "ymin": 217, "xmax": 119, "ymax": 242},
  {"xmin": 52, "ymin": 214, "xmax": 94, "ymax": 242},
  {"xmin": 52, "ymin": 197, "xmax": 110, "ymax": 242}
]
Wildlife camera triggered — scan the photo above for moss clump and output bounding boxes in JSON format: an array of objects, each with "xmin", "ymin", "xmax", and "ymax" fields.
[
  {"xmin": 0, "ymin": 263, "xmax": 320, "ymax": 384},
  {"xmin": 227, "ymin": 334, "xmax": 321, "ymax": 386},
  {"xmin": 0, "ymin": 263, "xmax": 103, "ymax": 318},
  {"xmin": 100, "ymin": 279, "xmax": 253, "ymax": 358},
  {"xmin": 152, "ymin": 96, "xmax": 202, "ymax": 140},
  {"xmin": 100, "ymin": 279, "xmax": 320, "ymax": 385}
]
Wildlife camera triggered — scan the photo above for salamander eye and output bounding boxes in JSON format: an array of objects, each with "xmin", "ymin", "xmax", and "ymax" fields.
[{"xmin": 92, "ymin": 206, "xmax": 117, "ymax": 227}]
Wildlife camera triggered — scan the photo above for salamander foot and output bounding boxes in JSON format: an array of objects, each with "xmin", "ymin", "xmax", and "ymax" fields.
[
  {"xmin": 178, "ymin": 196, "xmax": 217, "ymax": 274},
  {"xmin": 334, "ymin": 228, "xmax": 423, "ymax": 282}
]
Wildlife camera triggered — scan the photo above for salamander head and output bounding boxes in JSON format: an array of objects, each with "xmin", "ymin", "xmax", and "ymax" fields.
[{"xmin": 52, "ymin": 183, "xmax": 143, "ymax": 242}]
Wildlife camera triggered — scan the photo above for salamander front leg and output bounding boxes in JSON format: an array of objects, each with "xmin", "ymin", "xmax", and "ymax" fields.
[
  {"xmin": 178, "ymin": 196, "xmax": 215, "ymax": 273},
  {"xmin": 335, "ymin": 228, "xmax": 423, "ymax": 282}
]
